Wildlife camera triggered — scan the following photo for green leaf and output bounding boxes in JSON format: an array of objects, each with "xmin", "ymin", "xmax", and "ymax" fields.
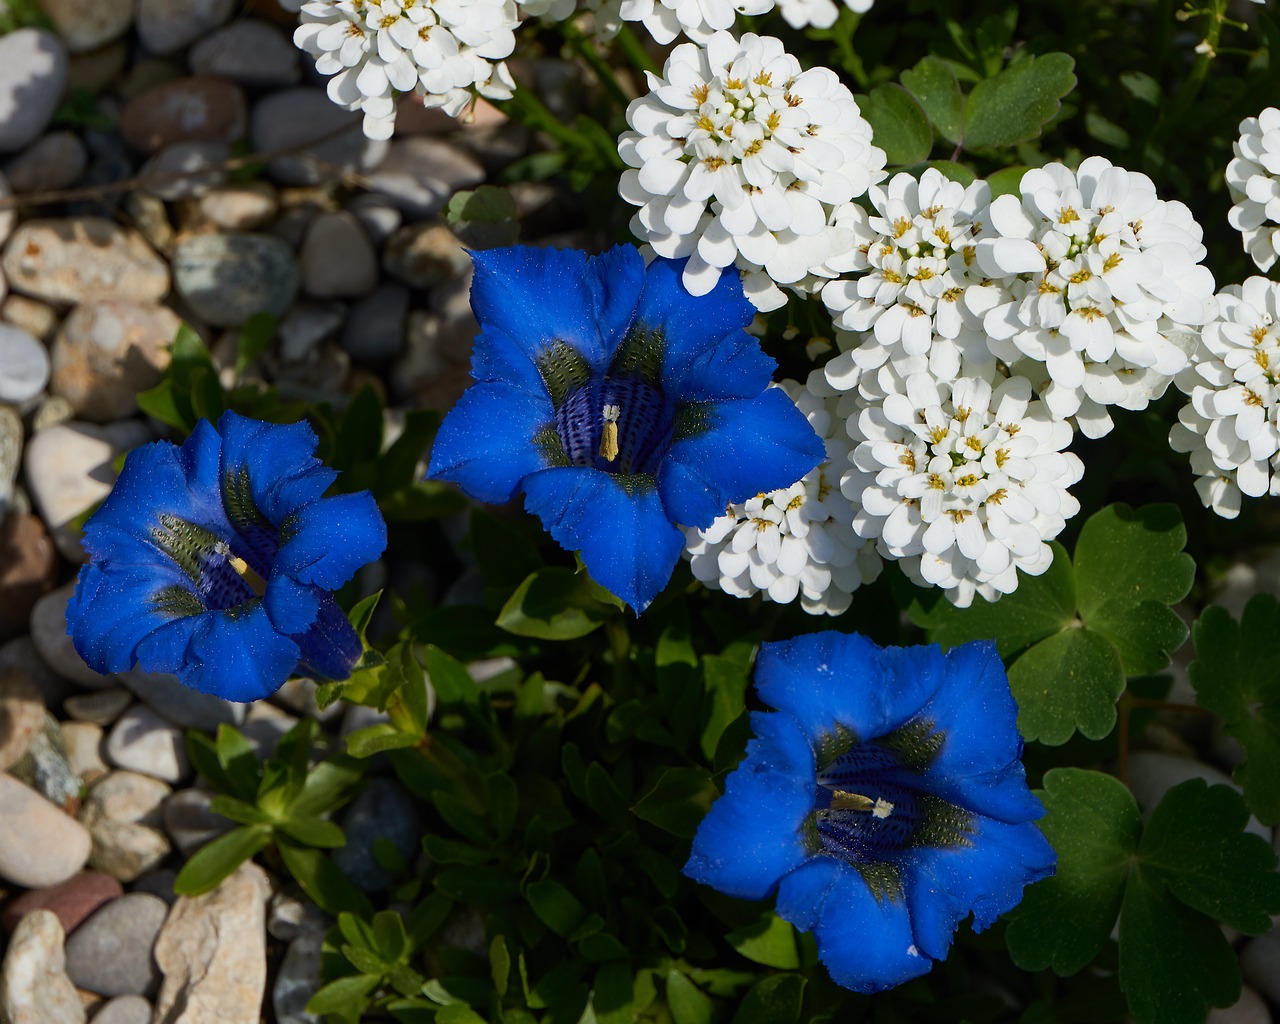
[
  {"xmin": 278, "ymin": 840, "xmax": 374, "ymax": 918},
  {"xmin": 373, "ymin": 909, "xmax": 409, "ymax": 963},
  {"xmin": 962, "ymin": 52, "xmax": 1076, "ymax": 150},
  {"xmin": 214, "ymin": 725, "xmax": 262, "ymax": 802},
  {"xmin": 699, "ymin": 653, "xmax": 750, "ymax": 761},
  {"xmin": 422, "ymin": 644, "xmax": 482, "ymax": 709},
  {"xmin": 527, "ymin": 879, "xmax": 588, "ymax": 937},
  {"xmin": 1189, "ymin": 596, "xmax": 1280, "ymax": 824},
  {"xmin": 730, "ymin": 975, "xmax": 805, "ymax": 1024},
  {"xmin": 348, "ymin": 591, "xmax": 382, "ymax": 647},
  {"xmin": 986, "ymin": 164, "xmax": 1029, "ymax": 197},
  {"xmin": 491, "ymin": 935, "xmax": 511, "ymax": 998},
  {"xmin": 447, "ymin": 184, "xmax": 519, "ymax": 225},
  {"xmin": 1074, "ymin": 503, "xmax": 1194, "ymax": 677},
  {"xmin": 1006, "ymin": 768, "xmax": 1140, "ymax": 975},
  {"xmin": 136, "ymin": 379, "xmax": 188, "ymax": 432},
  {"xmin": 172, "ymin": 825, "xmax": 272, "ymax": 896},
  {"xmin": 470, "ymin": 508, "xmax": 542, "ymax": 588},
  {"xmin": 435, "ymin": 865, "xmax": 520, "ymax": 904},
  {"xmin": 1119, "ymin": 70, "xmax": 1161, "ymax": 105},
  {"xmin": 725, "ymin": 915, "xmax": 800, "ymax": 970},
  {"xmin": 666, "ymin": 971, "xmax": 712, "ymax": 1024},
  {"xmin": 900, "ymin": 56, "xmax": 965, "ymax": 143},
  {"xmin": 497, "ymin": 568, "xmax": 615, "ymax": 640},
  {"xmin": 334, "ymin": 385, "xmax": 385, "ymax": 472},
  {"xmin": 856, "ymin": 83, "xmax": 932, "ymax": 165},
  {"xmin": 208, "ymin": 794, "xmax": 273, "ymax": 826},
  {"xmin": 594, "ymin": 962, "xmax": 635, "ymax": 1024},
  {"xmin": 631, "ymin": 767, "xmax": 717, "ymax": 838},
  {"xmin": 277, "ymin": 815, "xmax": 346, "ymax": 848},
  {"xmin": 235, "ymin": 311, "xmax": 275, "ymax": 377},
  {"xmin": 376, "ymin": 409, "xmax": 439, "ymax": 492},
  {"xmin": 306, "ymin": 974, "xmax": 383, "ymax": 1017},
  {"xmin": 345, "ymin": 723, "xmax": 419, "ymax": 758},
  {"xmin": 1008, "ymin": 626, "xmax": 1125, "ymax": 744}
]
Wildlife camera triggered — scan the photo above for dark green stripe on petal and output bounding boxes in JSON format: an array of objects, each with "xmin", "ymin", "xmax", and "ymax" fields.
[
  {"xmin": 222, "ymin": 465, "xmax": 268, "ymax": 533},
  {"xmin": 535, "ymin": 340, "xmax": 592, "ymax": 410},
  {"xmin": 151, "ymin": 585, "xmax": 204, "ymax": 619},
  {"xmin": 609, "ymin": 324, "xmax": 665, "ymax": 383}
]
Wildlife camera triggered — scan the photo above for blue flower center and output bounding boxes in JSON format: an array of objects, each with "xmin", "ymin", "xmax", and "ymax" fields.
[
  {"xmin": 554, "ymin": 376, "xmax": 674, "ymax": 476},
  {"xmin": 809, "ymin": 720, "xmax": 972, "ymax": 900},
  {"xmin": 149, "ymin": 512, "xmax": 275, "ymax": 617}
]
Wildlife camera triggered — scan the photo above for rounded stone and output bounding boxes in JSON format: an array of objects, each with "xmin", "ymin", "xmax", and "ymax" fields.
[
  {"xmin": 189, "ymin": 20, "xmax": 299, "ymax": 86},
  {"xmin": 251, "ymin": 88, "xmax": 389, "ymax": 186},
  {"xmin": 0, "ymin": 910, "xmax": 85, "ymax": 1024},
  {"xmin": 0, "ymin": 773, "xmax": 92, "ymax": 887},
  {"xmin": 78, "ymin": 771, "xmax": 171, "ymax": 883},
  {"xmin": 1207, "ymin": 985, "xmax": 1271, "ymax": 1024},
  {"xmin": 104, "ymin": 705, "xmax": 189, "ymax": 783},
  {"xmin": 65, "ymin": 892, "xmax": 167, "ymax": 997},
  {"xmin": 1242, "ymin": 928, "xmax": 1280, "ymax": 1005},
  {"xmin": 0, "ymin": 871, "xmax": 122, "ymax": 936},
  {"xmin": 162, "ymin": 788, "xmax": 232, "ymax": 855},
  {"xmin": 0, "ymin": 513, "xmax": 58, "ymax": 641},
  {"xmin": 342, "ymin": 283, "xmax": 408, "ymax": 362},
  {"xmin": 0, "ymin": 403, "xmax": 18, "ymax": 506},
  {"xmin": 50, "ymin": 301, "xmax": 178, "ymax": 421},
  {"xmin": 383, "ymin": 223, "xmax": 470, "ymax": 290},
  {"xmin": 116, "ymin": 667, "xmax": 244, "ymax": 731},
  {"xmin": 136, "ymin": 0, "xmax": 235, "ymax": 55},
  {"xmin": 61, "ymin": 721, "xmax": 108, "ymax": 782},
  {"xmin": 38, "ymin": 0, "xmax": 133, "ymax": 52},
  {"xmin": 0, "ymin": 31, "xmax": 69, "ymax": 153},
  {"xmin": 197, "ymin": 182, "xmax": 279, "ymax": 231},
  {"xmin": 2, "ymin": 294, "xmax": 59, "ymax": 342},
  {"xmin": 90, "ymin": 995, "xmax": 153, "ymax": 1024},
  {"xmin": 273, "ymin": 930, "xmax": 322, "ymax": 1024},
  {"xmin": 172, "ymin": 232, "xmax": 298, "ymax": 327},
  {"xmin": 139, "ymin": 141, "xmax": 229, "ymax": 201},
  {"xmin": 300, "ymin": 211, "xmax": 377, "ymax": 300},
  {"xmin": 332, "ymin": 778, "xmax": 424, "ymax": 891},
  {"xmin": 0, "ymin": 664, "xmax": 45, "ymax": 771},
  {"xmin": 0, "ymin": 323, "xmax": 50, "ymax": 405},
  {"xmin": 29, "ymin": 583, "xmax": 114, "ymax": 688},
  {"xmin": 345, "ymin": 194, "xmax": 401, "ymax": 247},
  {"xmin": 121, "ymin": 77, "xmax": 247, "ymax": 155},
  {"xmin": 62, "ymin": 690, "xmax": 133, "ymax": 728},
  {"xmin": 363, "ymin": 137, "xmax": 485, "ymax": 217},
  {"xmin": 4, "ymin": 132, "xmax": 88, "ymax": 195},
  {"xmin": 2, "ymin": 218, "xmax": 169, "ymax": 307}
]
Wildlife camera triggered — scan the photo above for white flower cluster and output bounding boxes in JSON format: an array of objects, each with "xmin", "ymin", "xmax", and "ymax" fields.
[
  {"xmin": 971, "ymin": 157, "xmax": 1216, "ymax": 439},
  {"xmin": 1227, "ymin": 107, "xmax": 1280, "ymax": 273},
  {"xmin": 684, "ymin": 377, "xmax": 882, "ymax": 615},
  {"xmin": 617, "ymin": 0, "xmax": 874, "ymax": 42},
  {"xmin": 1172, "ymin": 278, "xmax": 1280, "ymax": 518},
  {"xmin": 284, "ymin": 0, "xmax": 519, "ymax": 139},
  {"xmin": 618, "ymin": 31, "xmax": 886, "ymax": 311},
  {"xmin": 844, "ymin": 372, "xmax": 1083, "ymax": 608},
  {"xmin": 776, "ymin": 0, "xmax": 873, "ymax": 31}
]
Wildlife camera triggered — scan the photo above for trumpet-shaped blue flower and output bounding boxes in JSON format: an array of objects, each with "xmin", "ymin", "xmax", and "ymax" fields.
[
  {"xmin": 685, "ymin": 633, "xmax": 1055, "ymax": 993},
  {"xmin": 427, "ymin": 245, "xmax": 825, "ymax": 612},
  {"xmin": 66, "ymin": 412, "xmax": 387, "ymax": 702}
]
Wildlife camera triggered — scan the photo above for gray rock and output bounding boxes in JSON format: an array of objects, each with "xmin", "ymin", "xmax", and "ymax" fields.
[
  {"xmin": 342, "ymin": 282, "xmax": 407, "ymax": 362},
  {"xmin": 4, "ymin": 132, "xmax": 88, "ymax": 194},
  {"xmin": 63, "ymin": 689, "xmax": 133, "ymax": 727},
  {"xmin": 38, "ymin": 0, "xmax": 133, "ymax": 52},
  {"xmin": 69, "ymin": 131, "xmax": 135, "ymax": 220},
  {"xmin": 78, "ymin": 771, "xmax": 171, "ymax": 883},
  {"xmin": 346, "ymin": 194, "xmax": 402, "ymax": 247},
  {"xmin": 139, "ymin": 141, "xmax": 229, "ymax": 201},
  {"xmin": 300, "ymin": 211, "xmax": 377, "ymax": 300},
  {"xmin": 136, "ymin": 0, "xmax": 235, "ymax": 55},
  {"xmin": 129, "ymin": 869, "xmax": 177, "ymax": 904},
  {"xmin": 197, "ymin": 183, "xmax": 279, "ymax": 231},
  {"xmin": 383, "ymin": 222, "xmax": 470, "ymax": 290},
  {"xmin": 104, "ymin": 705, "xmax": 188, "ymax": 783},
  {"xmin": 117, "ymin": 668, "xmax": 245, "ymax": 731},
  {"xmin": 279, "ymin": 301, "xmax": 344, "ymax": 362},
  {"xmin": 273, "ymin": 930, "xmax": 322, "ymax": 1024},
  {"xmin": 2, "ymin": 217, "xmax": 169, "ymax": 306},
  {"xmin": 61, "ymin": 720, "xmax": 108, "ymax": 781},
  {"xmin": 271, "ymin": 677, "xmax": 342, "ymax": 723},
  {"xmin": 241, "ymin": 701, "xmax": 299, "ymax": 758},
  {"xmin": 88, "ymin": 995, "xmax": 152, "ymax": 1024},
  {"xmin": 162, "ymin": 788, "xmax": 232, "ymax": 856},
  {"xmin": 332, "ymin": 778, "xmax": 423, "ymax": 891},
  {"xmin": 189, "ymin": 20, "xmax": 300, "ymax": 86},
  {"xmin": 152, "ymin": 862, "xmax": 270, "ymax": 1024},
  {"xmin": 0, "ymin": 637, "xmax": 76, "ymax": 712},
  {"xmin": 0, "ymin": 911, "xmax": 86, "ymax": 1024},
  {"xmin": 65, "ymin": 893, "xmax": 166, "ymax": 997},
  {"xmin": 172, "ymin": 232, "xmax": 299, "ymax": 327},
  {"xmin": 0, "ymin": 663, "xmax": 45, "ymax": 771},
  {"xmin": 0, "ymin": 773, "xmax": 92, "ymax": 887},
  {"xmin": 364, "ymin": 137, "xmax": 485, "ymax": 217},
  {"xmin": 0, "ymin": 323, "xmax": 50, "ymax": 405},
  {"xmin": 50, "ymin": 301, "xmax": 179, "ymax": 422},
  {"xmin": 29, "ymin": 583, "xmax": 115, "ymax": 687},
  {"xmin": 24, "ymin": 420, "xmax": 151, "ymax": 562},
  {"xmin": 0, "ymin": 31, "xmax": 69, "ymax": 153},
  {"xmin": 267, "ymin": 890, "xmax": 329, "ymax": 942},
  {"xmin": 252, "ymin": 88, "xmax": 389, "ymax": 187},
  {"xmin": 10, "ymin": 712, "xmax": 81, "ymax": 808}
]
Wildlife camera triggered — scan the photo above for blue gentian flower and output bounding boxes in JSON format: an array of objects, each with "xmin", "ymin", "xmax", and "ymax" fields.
[
  {"xmin": 685, "ymin": 633, "xmax": 1055, "ymax": 993},
  {"xmin": 427, "ymin": 245, "xmax": 825, "ymax": 612},
  {"xmin": 66, "ymin": 412, "xmax": 387, "ymax": 702}
]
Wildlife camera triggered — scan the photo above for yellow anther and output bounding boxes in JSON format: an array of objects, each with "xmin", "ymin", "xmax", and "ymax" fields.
[
  {"xmin": 228, "ymin": 555, "xmax": 267, "ymax": 597},
  {"xmin": 599, "ymin": 404, "xmax": 620, "ymax": 462},
  {"xmin": 1102, "ymin": 252, "xmax": 1122, "ymax": 272},
  {"xmin": 1058, "ymin": 206, "xmax": 1080, "ymax": 224}
]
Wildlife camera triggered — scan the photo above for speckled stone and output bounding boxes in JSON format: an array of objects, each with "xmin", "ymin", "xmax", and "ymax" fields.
[
  {"xmin": 38, "ymin": 0, "xmax": 133, "ymax": 52},
  {"xmin": 0, "ymin": 323, "xmax": 50, "ymax": 405},
  {"xmin": 78, "ymin": 771, "xmax": 171, "ymax": 883},
  {"xmin": 121, "ymin": 78, "xmax": 246, "ymax": 155},
  {"xmin": 0, "ymin": 910, "xmax": 85, "ymax": 1024},
  {"xmin": 172, "ymin": 232, "xmax": 298, "ymax": 327},
  {"xmin": 251, "ymin": 88, "xmax": 388, "ymax": 187},
  {"xmin": 0, "ymin": 663, "xmax": 45, "ymax": 771},
  {"xmin": 189, "ymin": 20, "xmax": 299, "ymax": 86}
]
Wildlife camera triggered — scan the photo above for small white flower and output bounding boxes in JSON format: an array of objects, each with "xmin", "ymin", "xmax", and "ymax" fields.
[
  {"xmin": 618, "ymin": 31, "xmax": 886, "ymax": 311},
  {"xmin": 775, "ymin": 0, "xmax": 872, "ymax": 30},
  {"xmin": 288, "ymin": 0, "xmax": 519, "ymax": 138},
  {"xmin": 973, "ymin": 156, "xmax": 1217, "ymax": 439},
  {"xmin": 1171, "ymin": 277, "xmax": 1280, "ymax": 519},
  {"xmin": 618, "ymin": 0, "xmax": 771, "ymax": 45},
  {"xmin": 684, "ymin": 375, "xmax": 882, "ymax": 615},
  {"xmin": 1227, "ymin": 107, "xmax": 1280, "ymax": 273},
  {"xmin": 844, "ymin": 369, "xmax": 1083, "ymax": 607}
]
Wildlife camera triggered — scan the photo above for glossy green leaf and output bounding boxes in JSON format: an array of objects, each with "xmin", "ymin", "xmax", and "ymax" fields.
[
  {"xmin": 172, "ymin": 824, "xmax": 272, "ymax": 896},
  {"xmin": 1009, "ymin": 626, "xmax": 1125, "ymax": 744},
  {"xmin": 1188, "ymin": 596, "xmax": 1280, "ymax": 824},
  {"xmin": 277, "ymin": 815, "xmax": 346, "ymax": 848},
  {"xmin": 857, "ymin": 83, "xmax": 932, "ymax": 165},
  {"xmin": 235, "ymin": 311, "xmax": 275, "ymax": 377},
  {"xmin": 593, "ymin": 960, "xmax": 635, "ymax": 1024},
  {"xmin": 901, "ymin": 55, "xmax": 965, "ymax": 142},
  {"xmin": 963, "ymin": 52, "xmax": 1076, "ymax": 150},
  {"xmin": 730, "ymin": 974, "xmax": 805, "ymax": 1024},
  {"xmin": 435, "ymin": 865, "xmax": 520, "ymax": 904},
  {"xmin": 631, "ymin": 767, "xmax": 717, "ymax": 838},
  {"xmin": 725, "ymin": 915, "xmax": 800, "ymax": 970},
  {"xmin": 278, "ymin": 840, "xmax": 374, "ymax": 918},
  {"xmin": 345, "ymin": 722, "xmax": 419, "ymax": 758},
  {"xmin": 666, "ymin": 971, "xmax": 713, "ymax": 1024},
  {"xmin": 306, "ymin": 973, "xmax": 382, "ymax": 1017},
  {"xmin": 497, "ymin": 567, "xmax": 615, "ymax": 640}
]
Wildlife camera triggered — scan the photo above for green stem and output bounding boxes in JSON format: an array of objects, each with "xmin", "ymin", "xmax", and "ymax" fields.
[
  {"xmin": 497, "ymin": 83, "xmax": 587, "ymax": 151},
  {"xmin": 605, "ymin": 615, "xmax": 632, "ymax": 696},
  {"xmin": 1163, "ymin": 0, "xmax": 1228, "ymax": 126},
  {"xmin": 561, "ymin": 20, "xmax": 632, "ymax": 107},
  {"xmin": 614, "ymin": 24, "xmax": 660, "ymax": 77}
]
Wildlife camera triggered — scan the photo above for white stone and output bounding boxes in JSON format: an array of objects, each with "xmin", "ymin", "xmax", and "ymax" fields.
[
  {"xmin": 0, "ymin": 910, "xmax": 85, "ymax": 1024},
  {"xmin": 29, "ymin": 583, "xmax": 115, "ymax": 688},
  {"xmin": 38, "ymin": 0, "xmax": 132, "ymax": 52},
  {"xmin": 104, "ymin": 705, "xmax": 188, "ymax": 783},
  {"xmin": 188, "ymin": 20, "xmax": 299, "ymax": 86},
  {"xmin": 0, "ymin": 323, "xmax": 50, "ymax": 405},
  {"xmin": 0, "ymin": 31, "xmax": 68, "ymax": 153},
  {"xmin": 60, "ymin": 721, "xmax": 108, "ymax": 781},
  {"xmin": 0, "ymin": 774, "xmax": 91, "ymax": 887},
  {"xmin": 78, "ymin": 771, "xmax": 171, "ymax": 883}
]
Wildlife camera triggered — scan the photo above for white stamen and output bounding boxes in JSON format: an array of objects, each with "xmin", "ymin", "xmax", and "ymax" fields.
[{"xmin": 872, "ymin": 797, "xmax": 895, "ymax": 819}]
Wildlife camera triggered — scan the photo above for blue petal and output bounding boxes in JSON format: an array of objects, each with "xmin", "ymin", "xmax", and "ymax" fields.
[
  {"xmin": 684, "ymin": 711, "xmax": 815, "ymax": 900},
  {"xmin": 469, "ymin": 325, "xmax": 553, "ymax": 396},
  {"xmin": 774, "ymin": 857, "xmax": 844, "ymax": 932},
  {"xmin": 754, "ymin": 633, "xmax": 942, "ymax": 748},
  {"xmin": 809, "ymin": 863, "xmax": 934, "ymax": 993},
  {"xmin": 293, "ymin": 592, "xmax": 363, "ymax": 681},
  {"xmin": 217, "ymin": 412, "xmax": 335, "ymax": 526},
  {"xmin": 275, "ymin": 490, "xmax": 387, "ymax": 590},
  {"xmin": 469, "ymin": 247, "xmax": 644, "ymax": 373},
  {"xmin": 903, "ymin": 815, "xmax": 1056, "ymax": 961},
  {"xmin": 175, "ymin": 418, "xmax": 236, "ymax": 527},
  {"xmin": 915, "ymin": 641, "xmax": 1045, "ymax": 823},
  {"xmin": 427, "ymin": 382, "xmax": 555, "ymax": 504},
  {"xmin": 66, "ymin": 562, "xmax": 188, "ymax": 674},
  {"xmin": 520, "ymin": 467, "xmax": 685, "ymax": 612},
  {"xmin": 633, "ymin": 258, "xmax": 762, "ymax": 398},
  {"xmin": 264, "ymin": 573, "xmax": 321, "ymax": 635},
  {"xmin": 657, "ymin": 391, "xmax": 825, "ymax": 529},
  {"xmin": 136, "ymin": 600, "xmax": 300, "ymax": 702}
]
